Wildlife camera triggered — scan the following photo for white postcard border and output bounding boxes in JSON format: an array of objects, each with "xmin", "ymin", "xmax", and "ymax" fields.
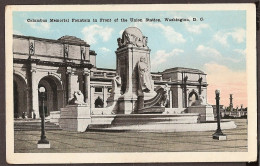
[{"xmin": 5, "ymin": 4, "xmax": 257, "ymax": 164}]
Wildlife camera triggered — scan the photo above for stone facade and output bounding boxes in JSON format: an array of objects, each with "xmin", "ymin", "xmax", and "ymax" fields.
[{"xmin": 13, "ymin": 32, "xmax": 208, "ymax": 118}]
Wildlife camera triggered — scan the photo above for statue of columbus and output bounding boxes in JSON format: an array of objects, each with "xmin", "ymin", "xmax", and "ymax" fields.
[{"xmin": 138, "ymin": 56, "xmax": 154, "ymax": 93}]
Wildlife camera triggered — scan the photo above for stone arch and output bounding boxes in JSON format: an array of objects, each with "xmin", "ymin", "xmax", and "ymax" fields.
[
  {"xmin": 13, "ymin": 70, "xmax": 27, "ymax": 84},
  {"xmin": 38, "ymin": 75, "xmax": 64, "ymax": 116},
  {"xmin": 94, "ymin": 96, "xmax": 104, "ymax": 108},
  {"xmin": 13, "ymin": 73, "xmax": 28, "ymax": 118},
  {"xmin": 36, "ymin": 73, "xmax": 63, "ymax": 90},
  {"xmin": 188, "ymin": 89, "xmax": 199, "ymax": 107}
]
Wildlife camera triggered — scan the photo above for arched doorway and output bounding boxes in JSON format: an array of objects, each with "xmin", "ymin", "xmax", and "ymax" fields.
[
  {"xmin": 13, "ymin": 74, "xmax": 28, "ymax": 118},
  {"xmin": 38, "ymin": 75, "xmax": 64, "ymax": 117},
  {"xmin": 95, "ymin": 96, "xmax": 104, "ymax": 108},
  {"xmin": 188, "ymin": 90, "xmax": 199, "ymax": 106}
]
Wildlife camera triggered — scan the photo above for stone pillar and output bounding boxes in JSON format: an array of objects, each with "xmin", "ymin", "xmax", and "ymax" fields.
[
  {"xmin": 30, "ymin": 66, "xmax": 39, "ymax": 118},
  {"xmin": 115, "ymin": 27, "xmax": 156, "ymax": 114},
  {"xmin": 183, "ymin": 75, "xmax": 188, "ymax": 108},
  {"xmin": 66, "ymin": 67, "xmax": 72, "ymax": 104},
  {"xmin": 103, "ymin": 86, "xmax": 108, "ymax": 107},
  {"xmin": 57, "ymin": 89, "xmax": 64, "ymax": 110},
  {"xmin": 83, "ymin": 68, "xmax": 90, "ymax": 105},
  {"xmin": 116, "ymin": 46, "xmax": 151, "ymax": 114},
  {"xmin": 26, "ymin": 88, "xmax": 31, "ymax": 118},
  {"xmin": 90, "ymin": 86, "xmax": 95, "ymax": 108},
  {"xmin": 169, "ymin": 90, "xmax": 173, "ymax": 108}
]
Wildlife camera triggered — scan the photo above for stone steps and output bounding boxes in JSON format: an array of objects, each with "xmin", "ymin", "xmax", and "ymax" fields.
[
  {"xmin": 88, "ymin": 113, "xmax": 200, "ymax": 130},
  {"xmin": 14, "ymin": 120, "xmax": 62, "ymax": 131}
]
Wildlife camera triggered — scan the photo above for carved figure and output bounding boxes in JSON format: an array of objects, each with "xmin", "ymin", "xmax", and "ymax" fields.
[
  {"xmin": 29, "ymin": 41, "xmax": 34, "ymax": 55},
  {"xmin": 81, "ymin": 47, "xmax": 86, "ymax": 60},
  {"xmin": 69, "ymin": 90, "xmax": 86, "ymax": 105},
  {"xmin": 138, "ymin": 56, "xmax": 154, "ymax": 93},
  {"xmin": 64, "ymin": 44, "xmax": 69, "ymax": 58},
  {"xmin": 142, "ymin": 36, "xmax": 148, "ymax": 47},
  {"xmin": 199, "ymin": 95, "xmax": 206, "ymax": 105},
  {"xmin": 111, "ymin": 74, "xmax": 121, "ymax": 94},
  {"xmin": 119, "ymin": 27, "xmax": 148, "ymax": 48},
  {"xmin": 117, "ymin": 38, "xmax": 123, "ymax": 47},
  {"xmin": 191, "ymin": 95, "xmax": 207, "ymax": 106},
  {"xmin": 160, "ymin": 84, "xmax": 169, "ymax": 106}
]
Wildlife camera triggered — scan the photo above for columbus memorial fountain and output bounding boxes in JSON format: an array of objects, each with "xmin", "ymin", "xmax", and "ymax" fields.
[{"xmin": 58, "ymin": 27, "xmax": 236, "ymax": 132}]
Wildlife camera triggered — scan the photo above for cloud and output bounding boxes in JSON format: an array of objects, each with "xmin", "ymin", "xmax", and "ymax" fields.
[
  {"xmin": 204, "ymin": 63, "xmax": 247, "ymax": 107},
  {"xmin": 151, "ymin": 49, "xmax": 184, "ymax": 67},
  {"xmin": 99, "ymin": 47, "xmax": 111, "ymax": 53},
  {"xmin": 233, "ymin": 49, "xmax": 246, "ymax": 56},
  {"xmin": 147, "ymin": 23, "xmax": 186, "ymax": 44},
  {"xmin": 196, "ymin": 45, "xmax": 243, "ymax": 63},
  {"xmin": 214, "ymin": 28, "xmax": 246, "ymax": 46},
  {"xmin": 81, "ymin": 25, "xmax": 113, "ymax": 44},
  {"xmin": 25, "ymin": 21, "xmax": 50, "ymax": 31},
  {"xmin": 196, "ymin": 45, "xmax": 222, "ymax": 58},
  {"xmin": 185, "ymin": 23, "xmax": 209, "ymax": 34}
]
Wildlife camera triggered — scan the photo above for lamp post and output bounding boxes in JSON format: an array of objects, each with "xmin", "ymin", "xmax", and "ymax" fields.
[
  {"xmin": 213, "ymin": 90, "xmax": 227, "ymax": 140},
  {"xmin": 37, "ymin": 87, "xmax": 50, "ymax": 148}
]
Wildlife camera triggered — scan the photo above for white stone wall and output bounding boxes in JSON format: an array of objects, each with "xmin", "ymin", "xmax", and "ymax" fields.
[
  {"xmin": 35, "ymin": 40, "xmax": 63, "ymax": 58},
  {"xmin": 13, "ymin": 38, "xmax": 29, "ymax": 54},
  {"xmin": 90, "ymin": 55, "xmax": 96, "ymax": 67}
]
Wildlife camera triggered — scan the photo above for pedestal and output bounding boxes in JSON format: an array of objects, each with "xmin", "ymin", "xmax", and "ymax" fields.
[
  {"xmin": 59, "ymin": 105, "xmax": 91, "ymax": 132},
  {"xmin": 118, "ymin": 94, "xmax": 138, "ymax": 114},
  {"xmin": 37, "ymin": 143, "xmax": 51, "ymax": 148},
  {"xmin": 187, "ymin": 105, "xmax": 214, "ymax": 121},
  {"xmin": 213, "ymin": 134, "xmax": 227, "ymax": 140}
]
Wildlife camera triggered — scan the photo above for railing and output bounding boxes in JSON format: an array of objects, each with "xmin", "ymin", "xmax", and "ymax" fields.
[{"xmin": 93, "ymin": 72, "xmax": 116, "ymax": 78}]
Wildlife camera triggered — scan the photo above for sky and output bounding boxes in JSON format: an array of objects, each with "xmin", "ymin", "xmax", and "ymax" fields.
[{"xmin": 13, "ymin": 10, "xmax": 247, "ymax": 107}]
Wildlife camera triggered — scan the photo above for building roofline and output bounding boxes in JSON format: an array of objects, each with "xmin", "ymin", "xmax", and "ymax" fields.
[
  {"xmin": 162, "ymin": 67, "xmax": 206, "ymax": 75},
  {"xmin": 13, "ymin": 34, "xmax": 90, "ymax": 47}
]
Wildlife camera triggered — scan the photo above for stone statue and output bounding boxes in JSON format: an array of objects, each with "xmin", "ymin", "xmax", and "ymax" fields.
[
  {"xmin": 69, "ymin": 90, "xmax": 86, "ymax": 105},
  {"xmin": 159, "ymin": 84, "xmax": 169, "ymax": 106},
  {"xmin": 117, "ymin": 38, "xmax": 123, "ymax": 48},
  {"xmin": 199, "ymin": 95, "xmax": 207, "ymax": 105},
  {"xmin": 81, "ymin": 47, "xmax": 86, "ymax": 60},
  {"xmin": 111, "ymin": 74, "xmax": 121, "ymax": 95},
  {"xmin": 138, "ymin": 56, "xmax": 154, "ymax": 93},
  {"xmin": 143, "ymin": 36, "xmax": 148, "ymax": 47},
  {"xmin": 64, "ymin": 44, "xmax": 69, "ymax": 58},
  {"xmin": 118, "ymin": 27, "xmax": 148, "ymax": 48},
  {"xmin": 191, "ymin": 95, "xmax": 207, "ymax": 106},
  {"xmin": 29, "ymin": 41, "xmax": 34, "ymax": 55}
]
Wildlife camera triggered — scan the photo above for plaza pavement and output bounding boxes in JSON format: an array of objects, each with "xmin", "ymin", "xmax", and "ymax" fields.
[{"xmin": 14, "ymin": 119, "xmax": 247, "ymax": 153}]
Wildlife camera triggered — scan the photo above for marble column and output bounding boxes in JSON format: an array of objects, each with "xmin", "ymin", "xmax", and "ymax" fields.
[
  {"xmin": 169, "ymin": 90, "xmax": 173, "ymax": 108},
  {"xmin": 57, "ymin": 89, "xmax": 64, "ymax": 110},
  {"xmin": 103, "ymin": 86, "xmax": 108, "ymax": 107},
  {"xmin": 30, "ymin": 66, "xmax": 39, "ymax": 118},
  {"xmin": 90, "ymin": 86, "xmax": 95, "ymax": 108},
  {"xmin": 83, "ymin": 68, "xmax": 90, "ymax": 105},
  {"xmin": 26, "ymin": 88, "xmax": 31, "ymax": 118},
  {"xmin": 66, "ymin": 67, "xmax": 72, "ymax": 104}
]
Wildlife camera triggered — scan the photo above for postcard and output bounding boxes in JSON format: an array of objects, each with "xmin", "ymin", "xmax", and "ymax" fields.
[{"xmin": 5, "ymin": 4, "xmax": 257, "ymax": 164}]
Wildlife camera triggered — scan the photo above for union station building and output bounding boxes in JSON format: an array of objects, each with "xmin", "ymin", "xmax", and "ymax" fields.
[{"xmin": 13, "ymin": 33, "xmax": 208, "ymax": 119}]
